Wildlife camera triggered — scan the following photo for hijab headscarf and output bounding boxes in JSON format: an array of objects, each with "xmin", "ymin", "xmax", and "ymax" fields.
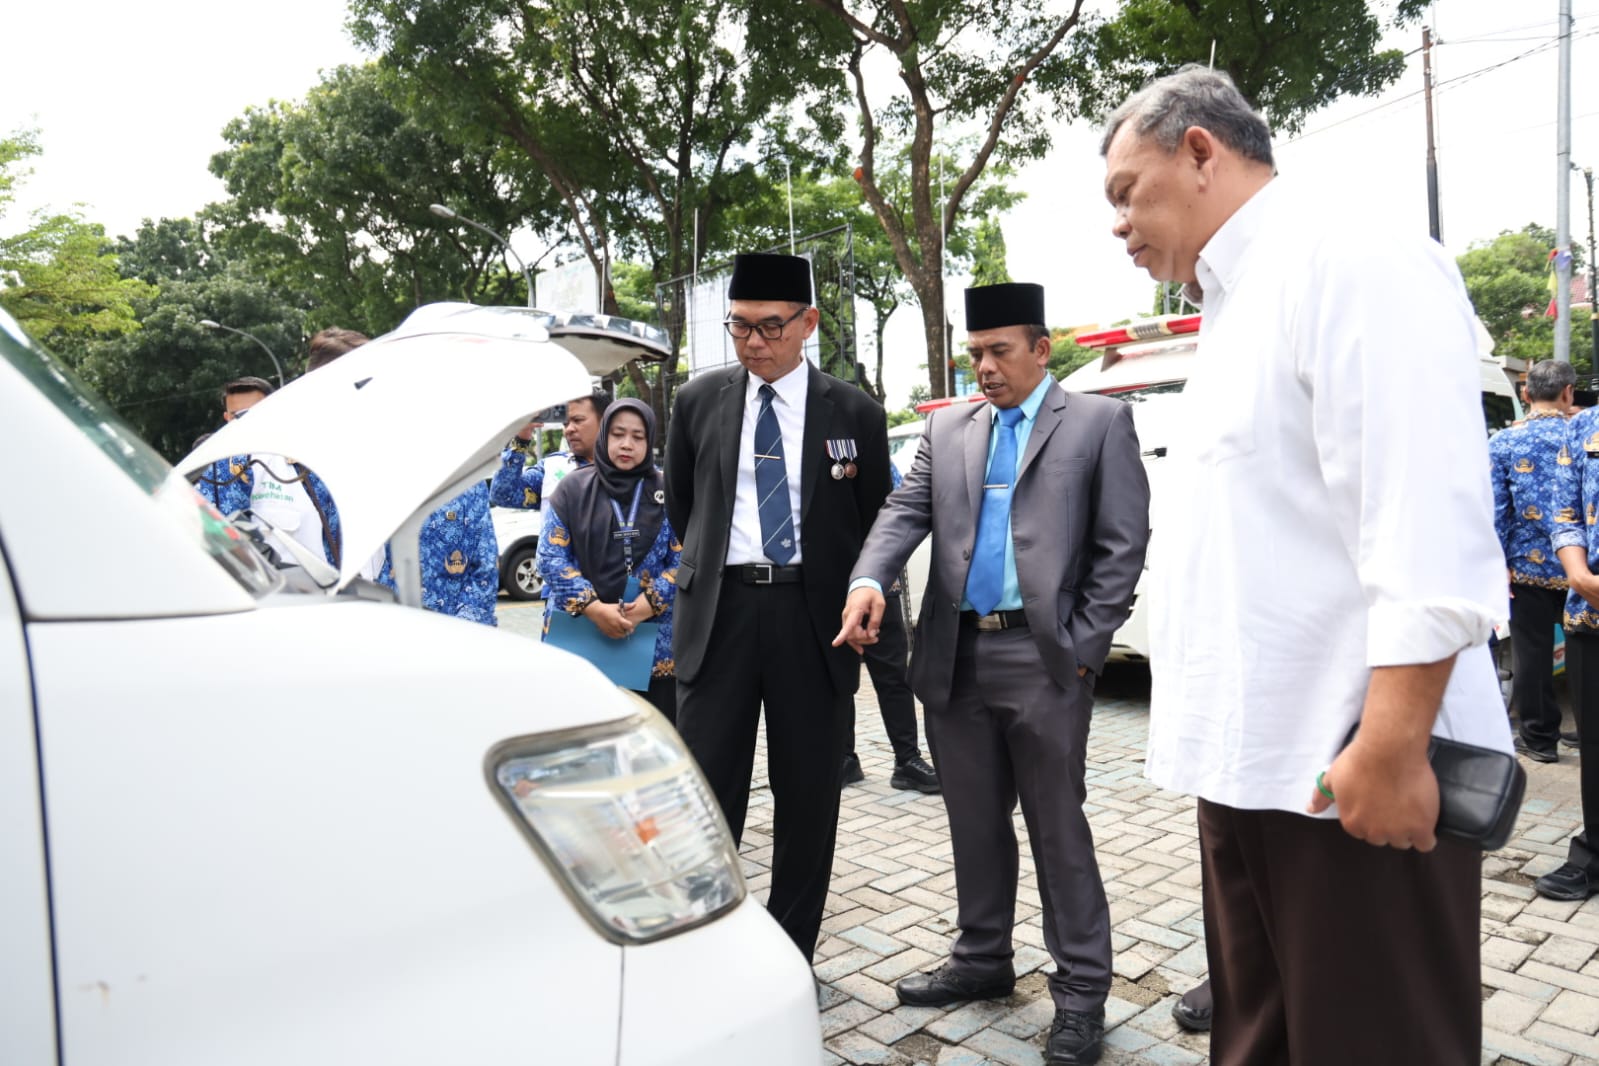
[{"xmin": 548, "ymin": 398, "xmax": 666, "ymax": 603}]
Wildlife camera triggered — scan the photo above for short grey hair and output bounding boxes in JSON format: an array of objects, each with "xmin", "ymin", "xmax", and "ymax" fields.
[
  {"xmin": 1100, "ymin": 66, "xmax": 1274, "ymax": 167},
  {"xmin": 1526, "ymin": 359, "xmax": 1577, "ymax": 402}
]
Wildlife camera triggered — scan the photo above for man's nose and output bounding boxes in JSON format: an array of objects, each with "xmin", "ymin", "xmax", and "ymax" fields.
[{"xmin": 1111, "ymin": 210, "xmax": 1130, "ymax": 239}]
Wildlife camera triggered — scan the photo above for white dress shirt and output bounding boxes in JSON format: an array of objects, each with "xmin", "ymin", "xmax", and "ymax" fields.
[
  {"xmin": 1145, "ymin": 178, "xmax": 1512, "ymax": 815},
  {"xmin": 727, "ymin": 361, "xmax": 808, "ymax": 565}
]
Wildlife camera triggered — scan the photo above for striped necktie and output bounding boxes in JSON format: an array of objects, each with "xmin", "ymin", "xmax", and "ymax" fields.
[{"xmin": 754, "ymin": 384, "xmax": 795, "ymax": 564}]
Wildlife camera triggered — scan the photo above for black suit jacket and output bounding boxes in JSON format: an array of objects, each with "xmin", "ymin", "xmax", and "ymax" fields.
[{"xmin": 666, "ymin": 362, "xmax": 891, "ymax": 694}]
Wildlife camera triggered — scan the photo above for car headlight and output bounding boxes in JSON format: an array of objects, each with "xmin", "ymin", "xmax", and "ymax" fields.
[{"xmin": 486, "ymin": 701, "xmax": 745, "ymax": 943}]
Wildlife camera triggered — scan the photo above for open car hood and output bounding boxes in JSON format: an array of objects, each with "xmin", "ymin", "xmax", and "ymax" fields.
[
  {"xmin": 177, "ymin": 320, "xmax": 593, "ymax": 597},
  {"xmin": 389, "ymin": 302, "xmax": 671, "ymax": 376}
]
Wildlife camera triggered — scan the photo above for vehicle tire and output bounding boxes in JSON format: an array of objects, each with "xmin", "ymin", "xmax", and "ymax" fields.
[{"xmin": 502, "ymin": 545, "xmax": 543, "ymax": 601}]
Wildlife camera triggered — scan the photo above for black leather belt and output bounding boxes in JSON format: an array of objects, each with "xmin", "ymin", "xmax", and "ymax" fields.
[
  {"xmin": 725, "ymin": 564, "xmax": 804, "ymax": 585},
  {"xmin": 960, "ymin": 609, "xmax": 1029, "ymax": 631}
]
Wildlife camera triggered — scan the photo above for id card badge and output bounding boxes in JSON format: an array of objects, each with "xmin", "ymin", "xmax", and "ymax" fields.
[{"xmin": 622, "ymin": 573, "xmax": 641, "ymax": 602}]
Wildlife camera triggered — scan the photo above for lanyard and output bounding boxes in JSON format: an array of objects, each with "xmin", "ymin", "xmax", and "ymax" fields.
[{"xmin": 608, "ymin": 481, "xmax": 646, "ymax": 576}]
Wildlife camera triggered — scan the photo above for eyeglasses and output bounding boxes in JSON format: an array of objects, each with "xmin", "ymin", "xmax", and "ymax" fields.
[{"xmin": 723, "ymin": 307, "xmax": 806, "ymax": 340}]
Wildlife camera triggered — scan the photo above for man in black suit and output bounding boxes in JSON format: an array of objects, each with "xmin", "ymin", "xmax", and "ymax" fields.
[{"xmin": 666, "ymin": 252, "xmax": 892, "ymax": 961}]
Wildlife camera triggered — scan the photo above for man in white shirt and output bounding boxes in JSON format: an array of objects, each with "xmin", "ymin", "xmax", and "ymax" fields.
[{"xmin": 1101, "ymin": 66, "xmax": 1510, "ymax": 1063}]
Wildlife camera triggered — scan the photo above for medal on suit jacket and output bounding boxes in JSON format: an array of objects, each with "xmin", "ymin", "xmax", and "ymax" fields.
[{"xmin": 826, "ymin": 438, "xmax": 858, "ymax": 479}]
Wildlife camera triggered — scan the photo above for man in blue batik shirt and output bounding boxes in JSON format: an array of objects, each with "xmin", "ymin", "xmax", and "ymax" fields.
[
  {"xmin": 489, "ymin": 389, "xmax": 610, "ymax": 510},
  {"xmin": 1491, "ymin": 359, "xmax": 1576, "ymax": 763},
  {"xmin": 1536, "ymin": 368, "xmax": 1599, "ymax": 901},
  {"xmin": 193, "ymin": 376, "xmax": 274, "ymax": 514}
]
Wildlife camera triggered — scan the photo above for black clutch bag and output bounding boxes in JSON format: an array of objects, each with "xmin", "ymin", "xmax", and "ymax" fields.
[{"xmin": 1341, "ymin": 725, "xmax": 1526, "ymax": 852}]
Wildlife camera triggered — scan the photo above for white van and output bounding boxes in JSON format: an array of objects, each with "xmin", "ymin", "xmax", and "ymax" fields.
[
  {"xmin": 1, "ymin": 306, "xmax": 819, "ymax": 1065},
  {"xmin": 894, "ymin": 315, "xmax": 1521, "ymax": 663}
]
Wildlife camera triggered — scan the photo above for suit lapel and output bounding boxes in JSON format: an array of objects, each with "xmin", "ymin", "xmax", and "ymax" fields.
[
  {"xmin": 800, "ymin": 363, "xmax": 832, "ymax": 524},
  {"xmin": 964, "ymin": 403, "xmax": 990, "ymax": 520},
  {"xmin": 1017, "ymin": 383, "xmax": 1066, "ymax": 482},
  {"xmin": 718, "ymin": 367, "xmax": 746, "ymax": 506}
]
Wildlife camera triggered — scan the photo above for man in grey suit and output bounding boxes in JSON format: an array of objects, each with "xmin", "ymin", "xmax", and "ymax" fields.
[{"xmin": 836, "ymin": 282, "xmax": 1149, "ymax": 1066}]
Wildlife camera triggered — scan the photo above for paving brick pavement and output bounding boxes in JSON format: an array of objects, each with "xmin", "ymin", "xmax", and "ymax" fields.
[{"xmin": 496, "ymin": 600, "xmax": 1598, "ymax": 1064}]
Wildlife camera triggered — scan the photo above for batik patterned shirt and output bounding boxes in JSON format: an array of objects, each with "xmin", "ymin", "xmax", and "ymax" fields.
[
  {"xmin": 488, "ymin": 441, "xmax": 586, "ymax": 510},
  {"xmin": 1489, "ymin": 410, "xmax": 1570, "ymax": 588},
  {"xmin": 193, "ymin": 454, "xmax": 254, "ymax": 516},
  {"xmin": 536, "ymin": 505, "xmax": 680, "ymax": 677},
  {"xmin": 377, "ymin": 482, "xmax": 499, "ymax": 626},
  {"xmin": 1549, "ymin": 407, "xmax": 1599, "ymax": 631}
]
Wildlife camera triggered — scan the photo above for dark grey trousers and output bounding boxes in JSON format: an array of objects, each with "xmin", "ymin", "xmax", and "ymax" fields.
[{"xmin": 925, "ymin": 626, "xmax": 1111, "ymax": 1012}]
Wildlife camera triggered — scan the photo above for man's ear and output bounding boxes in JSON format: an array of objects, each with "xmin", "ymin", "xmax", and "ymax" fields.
[{"xmin": 1185, "ymin": 126, "xmax": 1218, "ymax": 185}]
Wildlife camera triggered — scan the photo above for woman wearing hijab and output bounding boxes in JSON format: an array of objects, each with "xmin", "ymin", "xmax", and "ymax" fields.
[{"xmin": 537, "ymin": 398, "xmax": 680, "ymax": 720}]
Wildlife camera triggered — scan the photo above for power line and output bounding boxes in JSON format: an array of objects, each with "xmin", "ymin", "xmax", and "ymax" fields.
[
  {"xmin": 1443, "ymin": 12, "xmax": 1598, "ymax": 45},
  {"xmin": 1284, "ymin": 30, "xmax": 1599, "ymax": 146}
]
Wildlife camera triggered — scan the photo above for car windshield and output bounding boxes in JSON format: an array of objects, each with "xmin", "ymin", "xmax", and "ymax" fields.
[
  {"xmin": 0, "ymin": 315, "xmax": 280, "ymax": 597},
  {"xmin": 889, "ymin": 434, "xmax": 919, "ymax": 463},
  {"xmin": 1098, "ymin": 380, "xmax": 1186, "ymax": 402}
]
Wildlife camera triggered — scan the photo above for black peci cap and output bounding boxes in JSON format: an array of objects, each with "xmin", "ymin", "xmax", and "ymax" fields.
[
  {"xmin": 728, "ymin": 253, "xmax": 814, "ymax": 305},
  {"xmin": 965, "ymin": 282, "xmax": 1045, "ymax": 331}
]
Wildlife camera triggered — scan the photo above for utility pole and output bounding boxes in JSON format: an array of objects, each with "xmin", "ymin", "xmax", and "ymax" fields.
[
  {"xmin": 1557, "ymin": 0, "xmax": 1574, "ymax": 362},
  {"xmin": 1423, "ymin": 27, "xmax": 1441, "ymax": 241},
  {"xmin": 1587, "ymin": 167, "xmax": 1598, "ymax": 368}
]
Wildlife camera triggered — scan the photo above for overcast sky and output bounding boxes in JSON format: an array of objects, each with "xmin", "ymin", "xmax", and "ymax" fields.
[{"xmin": 5, "ymin": 2, "xmax": 1597, "ymax": 406}]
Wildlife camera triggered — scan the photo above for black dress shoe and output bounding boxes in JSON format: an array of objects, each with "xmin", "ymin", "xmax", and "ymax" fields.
[
  {"xmin": 1535, "ymin": 862, "xmax": 1599, "ymax": 901},
  {"xmin": 1562, "ymin": 729, "xmax": 1582, "ymax": 748},
  {"xmin": 1046, "ymin": 1007, "xmax": 1105, "ymax": 1065},
  {"xmin": 890, "ymin": 754, "xmax": 940, "ymax": 793},
  {"xmin": 896, "ymin": 963, "xmax": 1014, "ymax": 1006},
  {"xmin": 1515, "ymin": 736, "xmax": 1559, "ymax": 764},
  {"xmin": 840, "ymin": 753, "xmax": 865, "ymax": 787},
  {"xmin": 1171, "ymin": 980, "xmax": 1212, "ymax": 1032}
]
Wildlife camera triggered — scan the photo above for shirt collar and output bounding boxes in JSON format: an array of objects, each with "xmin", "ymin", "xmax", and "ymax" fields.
[
  {"xmin": 746, "ymin": 359, "xmax": 809, "ymax": 407},
  {"xmin": 989, "ymin": 373, "xmax": 1054, "ymax": 426},
  {"xmin": 1195, "ymin": 177, "xmax": 1282, "ymax": 301}
]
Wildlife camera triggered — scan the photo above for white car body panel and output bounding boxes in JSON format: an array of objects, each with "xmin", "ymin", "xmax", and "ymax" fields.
[
  {"xmin": 0, "ymin": 560, "xmax": 57, "ymax": 1064},
  {"xmin": 618, "ymin": 900, "xmax": 821, "ymax": 1065},
  {"xmin": 1, "ymin": 308, "xmax": 820, "ymax": 1066},
  {"xmin": 34, "ymin": 606, "xmax": 627, "ymax": 1065},
  {"xmin": 2, "ymin": 340, "xmax": 255, "ymax": 621}
]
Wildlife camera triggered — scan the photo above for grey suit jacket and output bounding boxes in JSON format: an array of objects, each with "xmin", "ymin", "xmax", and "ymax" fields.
[{"xmin": 851, "ymin": 382, "xmax": 1150, "ymax": 707}]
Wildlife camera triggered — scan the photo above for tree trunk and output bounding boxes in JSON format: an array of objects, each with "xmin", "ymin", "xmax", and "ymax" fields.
[{"xmin": 904, "ymin": 265, "xmax": 948, "ymax": 399}]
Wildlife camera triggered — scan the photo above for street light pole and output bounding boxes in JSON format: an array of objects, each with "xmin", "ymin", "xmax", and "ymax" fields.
[
  {"xmin": 200, "ymin": 319, "xmax": 285, "ymax": 388},
  {"xmin": 1587, "ymin": 166, "xmax": 1599, "ymax": 369},
  {"xmin": 429, "ymin": 203, "xmax": 535, "ymax": 307}
]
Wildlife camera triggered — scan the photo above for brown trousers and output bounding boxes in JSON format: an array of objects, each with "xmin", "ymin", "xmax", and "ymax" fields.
[{"xmin": 1197, "ymin": 799, "xmax": 1481, "ymax": 1066}]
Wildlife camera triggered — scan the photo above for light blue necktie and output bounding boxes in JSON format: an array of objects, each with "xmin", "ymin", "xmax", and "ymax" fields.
[
  {"xmin": 964, "ymin": 406, "xmax": 1026, "ymax": 616},
  {"xmin": 754, "ymin": 384, "xmax": 795, "ymax": 564}
]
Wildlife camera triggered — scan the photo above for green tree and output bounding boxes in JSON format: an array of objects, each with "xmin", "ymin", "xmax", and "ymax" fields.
[
  {"xmin": 65, "ymin": 219, "xmax": 307, "ymax": 460},
  {"xmin": 969, "ymin": 220, "xmax": 1013, "ymax": 287},
  {"xmin": 207, "ymin": 63, "xmax": 551, "ymax": 335},
  {"xmin": 798, "ymin": 0, "xmax": 1095, "ymax": 398},
  {"xmin": 0, "ymin": 129, "xmax": 151, "ymax": 339},
  {"xmin": 799, "ymin": 0, "xmax": 1432, "ymax": 398},
  {"xmin": 1457, "ymin": 224, "xmax": 1594, "ymax": 375},
  {"xmin": 1049, "ymin": 330, "xmax": 1100, "ymax": 380},
  {"xmin": 1090, "ymin": 0, "xmax": 1430, "ymax": 135}
]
